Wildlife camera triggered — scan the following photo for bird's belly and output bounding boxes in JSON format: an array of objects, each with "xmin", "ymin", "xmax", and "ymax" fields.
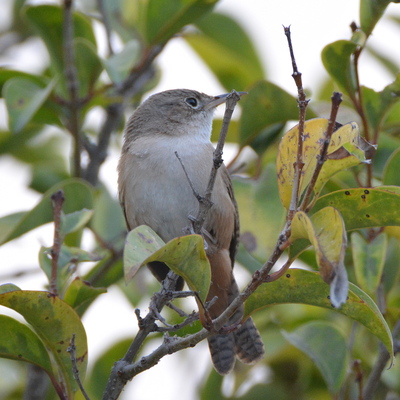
[{"xmin": 126, "ymin": 147, "xmax": 211, "ymax": 242}]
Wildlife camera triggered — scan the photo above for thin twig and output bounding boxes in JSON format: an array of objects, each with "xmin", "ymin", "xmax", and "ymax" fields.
[
  {"xmin": 175, "ymin": 151, "xmax": 203, "ymax": 202},
  {"xmin": 50, "ymin": 190, "xmax": 65, "ymax": 296},
  {"xmin": 300, "ymin": 92, "xmax": 343, "ymax": 212},
  {"xmin": 191, "ymin": 90, "xmax": 242, "ymax": 235},
  {"xmin": 63, "ymin": 0, "xmax": 82, "ymax": 177},
  {"xmin": 283, "ymin": 25, "xmax": 309, "ymax": 219},
  {"xmin": 67, "ymin": 334, "xmax": 91, "ymax": 400}
]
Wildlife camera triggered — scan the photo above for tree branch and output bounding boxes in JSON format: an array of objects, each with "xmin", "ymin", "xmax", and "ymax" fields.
[
  {"xmin": 63, "ymin": 0, "xmax": 82, "ymax": 178},
  {"xmin": 50, "ymin": 189, "xmax": 65, "ymax": 296},
  {"xmin": 67, "ymin": 334, "xmax": 91, "ymax": 400},
  {"xmin": 191, "ymin": 90, "xmax": 242, "ymax": 234},
  {"xmin": 283, "ymin": 25, "xmax": 309, "ymax": 219},
  {"xmin": 300, "ymin": 92, "xmax": 342, "ymax": 212}
]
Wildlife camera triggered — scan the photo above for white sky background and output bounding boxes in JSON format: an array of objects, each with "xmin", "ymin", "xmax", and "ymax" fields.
[{"xmin": 1, "ymin": 0, "xmax": 400, "ymax": 399}]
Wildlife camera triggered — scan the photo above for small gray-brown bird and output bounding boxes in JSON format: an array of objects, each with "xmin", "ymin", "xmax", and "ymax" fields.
[{"xmin": 118, "ymin": 89, "xmax": 264, "ymax": 374}]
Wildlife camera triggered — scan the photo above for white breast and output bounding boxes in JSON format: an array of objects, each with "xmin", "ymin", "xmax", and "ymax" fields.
[{"xmin": 122, "ymin": 134, "xmax": 215, "ymax": 241}]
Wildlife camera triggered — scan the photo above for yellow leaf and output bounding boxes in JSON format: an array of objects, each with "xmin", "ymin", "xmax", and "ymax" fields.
[
  {"xmin": 276, "ymin": 118, "xmax": 374, "ymax": 209},
  {"xmin": 290, "ymin": 207, "xmax": 348, "ymax": 307}
]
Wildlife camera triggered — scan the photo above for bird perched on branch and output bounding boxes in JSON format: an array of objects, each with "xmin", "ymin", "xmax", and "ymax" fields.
[{"xmin": 118, "ymin": 89, "xmax": 264, "ymax": 374}]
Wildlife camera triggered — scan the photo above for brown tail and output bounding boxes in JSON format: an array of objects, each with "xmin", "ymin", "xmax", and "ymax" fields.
[
  {"xmin": 208, "ymin": 315, "xmax": 264, "ymax": 375},
  {"xmin": 204, "ymin": 253, "xmax": 265, "ymax": 374}
]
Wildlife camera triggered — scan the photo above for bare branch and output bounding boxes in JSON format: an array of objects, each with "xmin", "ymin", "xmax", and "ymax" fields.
[
  {"xmin": 191, "ymin": 90, "xmax": 242, "ymax": 235},
  {"xmin": 67, "ymin": 334, "xmax": 91, "ymax": 400},
  {"xmin": 300, "ymin": 92, "xmax": 343, "ymax": 212},
  {"xmin": 283, "ymin": 25, "xmax": 309, "ymax": 218},
  {"xmin": 50, "ymin": 189, "xmax": 65, "ymax": 296},
  {"xmin": 63, "ymin": 0, "xmax": 82, "ymax": 177}
]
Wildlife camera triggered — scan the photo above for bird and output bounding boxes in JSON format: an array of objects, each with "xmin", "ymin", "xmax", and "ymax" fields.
[{"xmin": 117, "ymin": 88, "xmax": 264, "ymax": 374}]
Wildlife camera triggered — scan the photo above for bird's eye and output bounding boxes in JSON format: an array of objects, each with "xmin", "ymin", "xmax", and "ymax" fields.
[{"xmin": 185, "ymin": 97, "xmax": 198, "ymax": 108}]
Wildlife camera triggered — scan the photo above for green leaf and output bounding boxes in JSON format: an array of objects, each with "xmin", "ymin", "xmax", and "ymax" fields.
[
  {"xmin": 239, "ymin": 81, "xmax": 302, "ymax": 154},
  {"xmin": 0, "ymin": 69, "xmax": 45, "ymax": 94},
  {"xmin": 321, "ymin": 40, "xmax": 358, "ymax": 98},
  {"xmin": 3, "ymin": 77, "xmax": 56, "ymax": 133},
  {"xmin": 186, "ymin": 12, "xmax": 264, "ymax": 91},
  {"xmin": 124, "ymin": 225, "xmax": 211, "ymax": 302},
  {"xmin": 244, "ymin": 268, "xmax": 394, "ymax": 363},
  {"xmin": 312, "ymin": 186, "xmax": 400, "ymax": 231},
  {"xmin": 24, "ymin": 4, "xmax": 98, "ymax": 97},
  {"xmin": 362, "ymin": 75, "xmax": 400, "ymax": 135},
  {"xmin": 39, "ymin": 245, "xmax": 100, "ymax": 295},
  {"xmin": 383, "ymin": 147, "xmax": 400, "ymax": 185},
  {"xmin": 145, "ymin": 0, "xmax": 217, "ymax": 45},
  {"xmin": 290, "ymin": 207, "xmax": 348, "ymax": 307},
  {"xmin": 0, "ymin": 315, "xmax": 54, "ymax": 377},
  {"xmin": 0, "ymin": 289, "xmax": 88, "ymax": 398},
  {"xmin": 360, "ymin": 0, "xmax": 392, "ymax": 37},
  {"xmin": 90, "ymin": 185, "xmax": 126, "ymax": 243},
  {"xmin": 63, "ymin": 277, "xmax": 107, "ymax": 315},
  {"xmin": 103, "ymin": 40, "xmax": 141, "ymax": 84},
  {"xmin": 74, "ymin": 38, "xmax": 103, "ymax": 97},
  {"xmin": 0, "ymin": 284, "xmax": 21, "ymax": 294},
  {"xmin": 60, "ymin": 209, "xmax": 94, "ymax": 237},
  {"xmin": 0, "ymin": 179, "xmax": 93, "ymax": 245},
  {"xmin": 282, "ymin": 321, "xmax": 348, "ymax": 393},
  {"xmin": 351, "ymin": 232, "xmax": 387, "ymax": 295}
]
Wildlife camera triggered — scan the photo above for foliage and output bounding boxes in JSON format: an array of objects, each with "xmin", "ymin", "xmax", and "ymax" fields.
[{"xmin": 0, "ymin": 0, "xmax": 400, "ymax": 399}]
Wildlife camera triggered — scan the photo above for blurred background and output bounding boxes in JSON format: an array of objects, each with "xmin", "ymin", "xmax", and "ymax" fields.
[{"xmin": 1, "ymin": 0, "xmax": 400, "ymax": 399}]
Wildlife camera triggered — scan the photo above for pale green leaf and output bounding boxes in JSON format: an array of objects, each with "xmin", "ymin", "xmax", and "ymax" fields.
[
  {"xmin": 351, "ymin": 232, "xmax": 387, "ymax": 295},
  {"xmin": 0, "ymin": 179, "xmax": 93, "ymax": 245},
  {"xmin": 282, "ymin": 321, "xmax": 348, "ymax": 393},
  {"xmin": 3, "ymin": 77, "xmax": 56, "ymax": 133},
  {"xmin": 60, "ymin": 209, "xmax": 94, "ymax": 237},
  {"xmin": 321, "ymin": 40, "xmax": 358, "ymax": 97},
  {"xmin": 124, "ymin": 225, "xmax": 211, "ymax": 302}
]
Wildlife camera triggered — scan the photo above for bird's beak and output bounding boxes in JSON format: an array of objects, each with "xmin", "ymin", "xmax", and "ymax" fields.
[{"xmin": 204, "ymin": 91, "xmax": 247, "ymax": 110}]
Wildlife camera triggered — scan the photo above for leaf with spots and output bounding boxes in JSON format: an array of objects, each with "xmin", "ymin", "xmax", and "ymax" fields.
[
  {"xmin": 124, "ymin": 225, "xmax": 211, "ymax": 302},
  {"xmin": 0, "ymin": 315, "xmax": 54, "ymax": 376},
  {"xmin": 312, "ymin": 186, "xmax": 400, "ymax": 230},
  {"xmin": 3, "ymin": 77, "xmax": 56, "ymax": 133},
  {"xmin": 244, "ymin": 269, "xmax": 393, "ymax": 364},
  {"xmin": 0, "ymin": 287, "xmax": 88, "ymax": 399},
  {"xmin": 290, "ymin": 207, "xmax": 348, "ymax": 307},
  {"xmin": 290, "ymin": 187, "xmax": 400, "ymax": 260},
  {"xmin": 277, "ymin": 118, "xmax": 376, "ymax": 210}
]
